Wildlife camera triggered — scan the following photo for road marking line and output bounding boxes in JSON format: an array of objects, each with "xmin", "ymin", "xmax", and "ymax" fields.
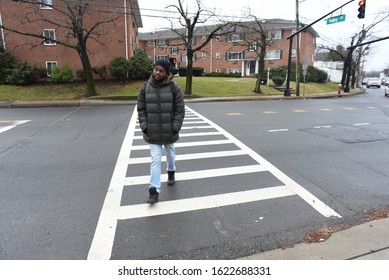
[
  {"xmin": 262, "ymin": 111, "xmax": 277, "ymax": 114},
  {"xmin": 124, "ymin": 165, "xmax": 266, "ymax": 186},
  {"xmin": 89, "ymin": 105, "xmax": 342, "ymax": 260},
  {"xmin": 128, "ymin": 150, "xmax": 247, "ymax": 164},
  {"xmin": 343, "ymin": 107, "xmax": 356, "ymax": 110},
  {"xmin": 293, "ymin": 109, "xmax": 307, "ymax": 113},
  {"xmin": 268, "ymin": 129, "xmax": 289, "ymax": 132},
  {"xmin": 87, "ymin": 109, "xmax": 137, "ymax": 260},
  {"xmin": 133, "ymin": 131, "xmax": 223, "ymax": 139},
  {"xmin": 314, "ymin": 125, "xmax": 332, "ymax": 129},
  {"xmin": 0, "ymin": 120, "xmax": 30, "ymax": 134},
  {"xmin": 320, "ymin": 108, "xmax": 333, "ymax": 111},
  {"xmin": 186, "ymin": 107, "xmax": 341, "ymax": 219},
  {"xmin": 118, "ymin": 186, "xmax": 295, "ymax": 220},
  {"xmin": 354, "ymin": 123, "xmax": 370, "ymax": 126},
  {"xmin": 131, "ymin": 139, "xmax": 233, "ymax": 150},
  {"xmin": 227, "ymin": 112, "xmax": 243, "ymax": 116}
]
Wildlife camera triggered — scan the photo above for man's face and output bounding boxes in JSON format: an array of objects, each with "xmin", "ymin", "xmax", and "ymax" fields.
[{"xmin": 153, "ymin": 65, "xmax": 167, "ymax": 81}]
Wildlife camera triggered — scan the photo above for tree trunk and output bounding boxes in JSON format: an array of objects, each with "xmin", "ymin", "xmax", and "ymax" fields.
[
  {"xmin": 185, "ymin": 51, "xmax": 194, "ymax": 95},
  {"xmin": 77, "ymin": 40, "xmax": 97, "ymax": 97},
  {"xmin": 254, "ymin": 38, "xmax": 267, "ymax": 93}
]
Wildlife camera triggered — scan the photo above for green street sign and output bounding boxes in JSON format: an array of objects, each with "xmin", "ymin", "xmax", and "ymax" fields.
[{"xmin": 327, "ymin": 14, "xmax": 346, "ymax": 25}]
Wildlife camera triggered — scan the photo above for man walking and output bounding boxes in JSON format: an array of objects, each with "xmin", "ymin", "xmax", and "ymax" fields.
[{"xmin": 137, "ymin": 60, "xmax": 185, "ymax": 204}]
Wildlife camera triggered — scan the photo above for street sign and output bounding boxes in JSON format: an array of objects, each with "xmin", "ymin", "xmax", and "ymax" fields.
[{"xmin": 327, "ymin": 14, "xmax": 346, "ymax": 24}]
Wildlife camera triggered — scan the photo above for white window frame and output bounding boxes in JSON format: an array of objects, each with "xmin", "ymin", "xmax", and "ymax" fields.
[
  {"xmin": 181, "ymin": 54, "xmax": 187, "ymax": 63},
  {"xmin": 40, "ymin": 0, "xmax": 53, "ymax": 9},
  {"xmin": 156, "ymin": 39, "xmax": 168, "ymax": 47},
  {"xmin": 227, "ymin": 52, "xmax": 243, "ymax": 60},
  {"xmin": 43, "ymin": 29, "xmax": 56, "ymax": 45},
  {"xmin": 266, "ymin": 30, "xmax": 282, "ymax": 40},
  {"xmin": 265, "ymin": 50, "xmax": 282, "ymax": 60},
  {"xmin": 201, "ymin": 52, "xmax": 206, "ymax": 60},
  {"xmin": 227, "ymin": 33, "xmax": 244, "ymax": 42},
  {"xmin": 171, "ymin": 47, "xmax": 178, "ymax": 55},
  {"xmin": 46, "ymin": 61, "xmax": 57, "ymax": 77},
  {"xmin": 227, "ymin": 68, "xmax": 241, "ymax": 74},
  {"xmin": 215, "ymin": 52, "xmax": 221, "ymax": 60},
  {"xmin": 156, "ymin": 55, "xmax": 168, "ymax": 61},
  {"xmin": 249, "ymin": 41, "xmax": 258, "ymax": 52}
]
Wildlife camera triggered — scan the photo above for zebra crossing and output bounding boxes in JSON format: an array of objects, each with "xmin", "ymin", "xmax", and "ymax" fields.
[{"xmin": 88, "ymin": 106, "xmax": 341, "ymax": 260}]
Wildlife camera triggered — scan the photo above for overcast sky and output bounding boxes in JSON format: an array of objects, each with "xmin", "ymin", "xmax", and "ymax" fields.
[{"xmin": 137, "ymin": 0, "xmax": 389, "ymax": 72}]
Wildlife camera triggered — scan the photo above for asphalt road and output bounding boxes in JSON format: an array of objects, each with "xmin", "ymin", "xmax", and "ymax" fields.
[{"xmin": 0, "ymin": 88, "xmax": 388, "ymax": 260}]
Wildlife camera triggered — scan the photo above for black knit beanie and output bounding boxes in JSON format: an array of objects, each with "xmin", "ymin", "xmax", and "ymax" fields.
[{"xmin": 155, "ymin": 60, "xmax": 171, "ymax": 74}]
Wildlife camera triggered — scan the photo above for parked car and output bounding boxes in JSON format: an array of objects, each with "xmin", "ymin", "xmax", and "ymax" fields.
[
  {"xmin": 366, "ymin": 77, "xmax": 381, "ymax": 88},
  {"xmin": 381, "ymin": 77, "xmax": 389, "ymax": 86},
  {"xmin": 385, "ymin": 87, "xmax": 389, "ymax": 96},
  {"xmin": 362, "ymin": 77, "xmax": 372, "ymax": 85}
]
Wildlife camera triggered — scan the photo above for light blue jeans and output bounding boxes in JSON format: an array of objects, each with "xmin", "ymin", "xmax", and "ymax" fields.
[{"xmin": 149, "ymin": 144, "xmax": 176, "ymax": 193}]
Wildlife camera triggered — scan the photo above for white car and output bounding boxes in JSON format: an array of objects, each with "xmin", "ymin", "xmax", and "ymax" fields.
[
  {"xmin": 385, "ymin": 87, "xmax": 389, "ymax": 97},
  {"xmin": 366, "ymin": 78, "xmax": 381, "ymax": 88}
]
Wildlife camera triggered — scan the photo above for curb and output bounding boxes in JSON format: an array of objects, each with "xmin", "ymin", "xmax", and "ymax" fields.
[{"xmin": 0, "ymin": 90, "xmax": 363, "ymax": 108}]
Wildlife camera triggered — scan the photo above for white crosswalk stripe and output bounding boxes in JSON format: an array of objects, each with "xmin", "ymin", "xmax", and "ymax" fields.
[{"xmin": 88, "ymin": 106, "xmax": 341, "ymax": 260}]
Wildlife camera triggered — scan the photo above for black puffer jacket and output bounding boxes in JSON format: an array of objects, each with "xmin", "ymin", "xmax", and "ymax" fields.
[{"xmin": 137, "ymin": 75, "xmax": 185, "ymax": 144}]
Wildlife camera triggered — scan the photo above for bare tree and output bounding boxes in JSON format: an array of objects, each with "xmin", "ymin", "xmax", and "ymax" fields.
[
  {"xmin": 319, "ymin": 11, "xmax": 389, "ymax": 88},
  {"xmin": 236, "ymin": 15, "xmax": 274, "ymax": 94},
  {"xmin": 166, "ymin": 0, "xmax": 229, "ymax": 95},
  {"xmin": 0, "ymin": 0, "xmax": 124, "ymax": 96}
]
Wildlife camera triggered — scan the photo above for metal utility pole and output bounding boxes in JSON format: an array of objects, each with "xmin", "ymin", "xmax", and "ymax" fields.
[
  {"xmin": 295, "ymin": 0, "xmax": 300, "ymax": 96},
  {"xmin": 284, "ymin": 0, "xmax": 355, "ymax": 96}
]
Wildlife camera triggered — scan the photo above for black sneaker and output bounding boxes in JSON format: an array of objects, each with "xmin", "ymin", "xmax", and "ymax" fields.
[{"xmin": 147, "ymin": 187, "xmax": 159, "ymax": 204}]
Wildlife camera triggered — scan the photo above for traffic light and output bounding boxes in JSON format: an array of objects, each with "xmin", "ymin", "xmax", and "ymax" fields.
[{"xmin": 358, "ymin": 0, "xmax": 366, "ymax": 19}]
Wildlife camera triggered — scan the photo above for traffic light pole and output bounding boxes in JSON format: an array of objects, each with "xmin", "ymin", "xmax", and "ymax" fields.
[
  {"xmin": 284, "ymin": 0, "xmax": 355, "ymax": 96},
  {"xmin": 344, "ymin": 35, "xmax": 389, "ymax": 92}
]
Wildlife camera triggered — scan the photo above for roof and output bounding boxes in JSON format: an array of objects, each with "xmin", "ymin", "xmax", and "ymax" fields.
[
  {"xmin": 130, "ymin": 0, "xmax": 142, "ymax": 28},
  {"xmin": 138, "ymin": 19, "xmax": 318, "ymax": 40}
]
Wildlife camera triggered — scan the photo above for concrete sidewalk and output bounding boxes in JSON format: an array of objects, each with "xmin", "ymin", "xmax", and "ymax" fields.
[{"xmin": 240, "ymin": 217, "xmax": 389, "ymax": 260}]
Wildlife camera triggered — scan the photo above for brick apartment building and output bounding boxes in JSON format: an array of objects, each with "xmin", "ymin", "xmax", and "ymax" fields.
[
  {"xmin": 0, "ymin": 0, "xmax": 142, "ymax": 77},
  {"xmin": 139, "ymin": 19, "xmax": 318, "ymax": 77}
]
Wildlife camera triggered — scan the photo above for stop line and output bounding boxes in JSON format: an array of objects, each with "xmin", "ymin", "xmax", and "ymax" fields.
[{"xmin": 88, "ymin": 106, "xmax": 341, "ymax": 260}]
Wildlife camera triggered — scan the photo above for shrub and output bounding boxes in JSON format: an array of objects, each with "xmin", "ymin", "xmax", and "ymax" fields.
[
  {"xmin": 51, "ymin": 65, "xmax": 74, "ymax": 83},
  {"xmin": 271, "ymin": 76, "xmax": 284, "ymax": 86},
  {"xmin": 0, "ymin": 51, "xmax": 16, "ymax": 84},
  {"xmin": 4, "ymin": 61, "xmax": 38, "ymax": 85},
  {"xmin": 128, "ymin": 52, "xmax": 153, "ymax": 79},
  {"xmin": 109, "ymin": 57, "xmax": 130, "ymax": 82}
]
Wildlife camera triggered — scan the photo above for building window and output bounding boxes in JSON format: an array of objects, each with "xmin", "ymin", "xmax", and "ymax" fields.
[
  {"xmin": 265, "ymin": 50, "xmax": 282, "ymax": 60},
  {"xmin": 227, "ymin": 33, "xmax": 244, "ymax": 42},
  {"xmin": 202, "ymin": 52, "xmax": 206, "ymax": 60},
  {"xmin": 171, "ymin": 47, "xmax": 178, "ymax": 55},
  {"xmin": 156, "ymin": 39, "xmax": 169, "ymax": 47},
  {"xmin": 181, "ymin": 54, "xmax": 187, "ymax": 62},
  {"xmin": 43, "ymin": 29, "xmax": 56, "ymax": 45},
  {"xmin": 227, "ymin": 69, "xmax": 241, "ymax": 74},
  {"xmin": 266, "ymin": 30, "xmax": 282, "ymax": 40},
  {"xmin": 215, "ymin": 36, "xmax": 221, "ymax": 41},
  {"xmin": 216, "ymin": 69, "xmax": 220, "ymax": 73},
  {"xmin": 291, "ymin": 49, "xmax": 296, "ymax": 57},
  {"xmin": 249, "ymin": 42, "xmax": 258, "ymax": 52},
  {"xmin": 46, "ymin": 61, "xmax": 57, "ymax": 77},
  {"xmin": 215, "ymin": 52, "xmax": 221, "ymax": 60},
  {"xmin": 156, "ymin": 55, "xmax": 168, "ymax": 61},
  {"xmin": 202, "ymin": 36, "xmax": 206, "ymax": 42},
  {"xmin": 226, "ymin": 52, "xmax": 244, "ymax": 60},
  {"xmin": 40, "ymin": 0, "xmax": 53, "ymax": 9}
]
